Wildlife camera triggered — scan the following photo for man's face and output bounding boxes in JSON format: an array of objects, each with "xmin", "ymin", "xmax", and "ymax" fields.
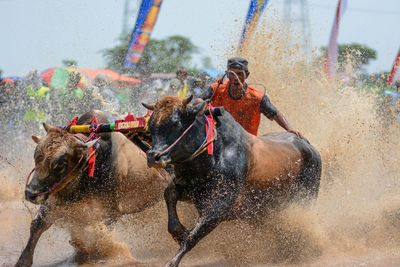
[
  {"xmin": 177, "ymin": 73, "xmax": 187, "ymax": 81},
  {"xmin": 228, "ymin": 67, "xmax": 247, "ymax": 93}
]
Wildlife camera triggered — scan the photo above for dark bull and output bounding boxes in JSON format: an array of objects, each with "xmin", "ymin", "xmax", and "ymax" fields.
[{"xmin": 143, "ymin": 96, "xmax": 322, "ymax": 267}]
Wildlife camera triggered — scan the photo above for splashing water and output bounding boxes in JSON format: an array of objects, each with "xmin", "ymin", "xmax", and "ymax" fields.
[
  {"xmin": 221, "ymin": 21, "xmax": 400, "ymax": 265},
  {"xmin": 1, "ymin": 20, "xmax": 400, "ymax": 267}
]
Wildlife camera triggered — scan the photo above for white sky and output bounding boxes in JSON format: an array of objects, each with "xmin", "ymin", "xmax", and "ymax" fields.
[{"xmin": 0, "ymin": 0, "xmax": 399, "ymax": 77}]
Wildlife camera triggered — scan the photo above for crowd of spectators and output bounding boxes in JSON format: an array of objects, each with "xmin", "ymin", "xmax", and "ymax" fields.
[{"xmin": 0, "ymin": 67, "xmax": 213, "ymax": 132}]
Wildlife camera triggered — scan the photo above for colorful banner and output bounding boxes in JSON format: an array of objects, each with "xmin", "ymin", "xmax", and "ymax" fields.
[
  {"xmin": 324, "ymin": 0, "xmax": 348, "ymax": 78},
  {"xmin": 239, "ymin": 0, "xmax": 270, "ymax": 49},
  {"xmin": 124, "ymin": 0, "xmax": 163, "ymax": 69},
  {"xmin": 387, "ymin": 48, "xmax": 400, "ymax": 86}
]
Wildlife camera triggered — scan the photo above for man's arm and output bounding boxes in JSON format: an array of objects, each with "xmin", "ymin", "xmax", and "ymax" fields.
[
  {"xmin": 199, "ymin": 86, "xmax": 214, "ymax": 101},
  {"xmin": 260, "ymin": 95, "xmax": 303, "ymax": 138}
]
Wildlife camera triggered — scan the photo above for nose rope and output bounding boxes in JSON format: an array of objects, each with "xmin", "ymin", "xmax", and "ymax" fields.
[
  {"xmin": 153, "ymin": 111, "xmax": 216, "ymax": 164},
  {"xmin": 25, "ymin": 168, "xmax": 35, "ymax": 186},
  {"xmin": 227, "ymin": 70, "xmax": 246, "ymax": 96},
  {"xmin": 155, "ymin": 116, "xmax": 199, "ymax": 159},
  {"xmin": 227, "ymin": 70, "xmax": 245, "ymax": 89},
  {"xmin": 25, "ymin": 143, "xmax": 98, "ymax": 198},
  {"xmin": 208, "ymin": 70, "xmax": 246, "ymax": 103},
  {"xmin": 208, "ymin": 73, "xmax": 227, "ymax": 102}
]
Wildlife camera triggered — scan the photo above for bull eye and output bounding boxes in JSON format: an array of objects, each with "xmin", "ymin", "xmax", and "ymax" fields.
[
  {"xmin": 51, "ymin": 155, "xmax": 67, "ymax": 172},
  {"xmin": 34, "ymin": 149, "xmax": 44, "ymax": 163},
  {"xmin": 35, "ymin": 155, "xmax": 44, "ymax": 163}
]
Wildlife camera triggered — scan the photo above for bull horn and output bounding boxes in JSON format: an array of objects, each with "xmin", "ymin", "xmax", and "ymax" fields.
[
  {"xmin": 74, "ymin": 137, "xmax": 99, "ymax": 149},
  {"xmin": 182, "ymin": 95, "xmax": 193, "ymax": 107},
  {"xmin": 42, "ymin": 122, "xmax": 56, "ymax": 133},
  {"xmin": 84, "ymin": 139, "xmax": 99, "ymax": 149},
  {"xmin": 142, "ymin": 102, "xmax": 155, "ymax": 111}
]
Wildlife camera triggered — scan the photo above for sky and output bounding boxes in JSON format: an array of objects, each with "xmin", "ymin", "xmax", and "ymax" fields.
[{"xmin": 0, "ymin": 0, "xmax": 399, "ymax": 77}]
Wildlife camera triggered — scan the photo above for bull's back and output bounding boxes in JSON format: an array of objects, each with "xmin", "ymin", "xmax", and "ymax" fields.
[
  {"xmin": 110, "ymin": 132, "xmax": 169, "ymax": 214},
  {"xmin": 246, "ymin": 132, "xmax": 305, "ymax": 189}
]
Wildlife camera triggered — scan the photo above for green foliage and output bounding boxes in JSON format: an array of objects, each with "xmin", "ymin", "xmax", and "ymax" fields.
[
  {"xmin": 321, "ymin": 43, "xmax": 377, "ymax": 72},
  {"xmin": 62, "ymin": 59, "xmax": 78, "ymax": 67},
  {"xmin": 102, "ymin": 34, "xmax": 198, "ymax": 74},
  {"xmin": 101, "ymin": 34, "xmax": 131, "ymax": 73},
  {"xmin": 201, "ymin": 56, "xmax": 213, "ymax": 69},
  {"xmin": 359, "ymin": 71, "xmax": 389, "ymax": 94}
]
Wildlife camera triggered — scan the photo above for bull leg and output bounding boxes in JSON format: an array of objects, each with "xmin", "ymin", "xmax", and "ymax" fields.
[
  {"xmin": 15, "ymin": 205, "xmax": 53, "ymax": 267},
  {"xmin": 164, "ymin": 182, "xmax": 188, "ymax": 244},
  {"xmin": 69, "ymin": 222, "xmax": 133, "ymax": 264},
  {"xmin": 165, "ymin": 185, "xmax": 237, "ymax": 267}
]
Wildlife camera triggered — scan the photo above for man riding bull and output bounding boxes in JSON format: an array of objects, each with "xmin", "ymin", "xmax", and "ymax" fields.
[{"xmin": 201, "ymin": 57, "xmax": 303, "ymax": 137}]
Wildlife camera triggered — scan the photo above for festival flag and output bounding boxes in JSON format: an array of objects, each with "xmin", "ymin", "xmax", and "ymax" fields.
[
  {"xmin": 324, "ymin": 0, "xmax": 348, "ymax": 78},
  {"xmin": 124, "ymin": 0, "xmax": 163, "ymax": 69},
  {"xmin": 239, "ymin": 0, "xmax": 270, "ymax": 49},
  {"xmin": 387, "ymin": 48, "xmax": 400, "ymax": 86}
]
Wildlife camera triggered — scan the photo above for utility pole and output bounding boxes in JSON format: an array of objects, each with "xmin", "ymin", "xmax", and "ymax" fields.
[{"xmin": 283, "ymin": 0, "xmax": 312, "ymax": 58}]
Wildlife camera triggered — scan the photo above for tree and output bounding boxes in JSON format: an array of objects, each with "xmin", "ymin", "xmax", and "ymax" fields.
[
  {"xmin": 101, "ymin": 34, "xmax": 130, "ymax": 73},
  {"xmin": 102, "ymin": 34, "xmax": 198, "ymax": 74},
  {"xmin": 62, "ymin": 59, "xmax": 78, "ymax": 67},
  {"xmin": 321, "ymin": 43, "xmax": 377, "ymax": 72},
  {"xmin": 201, "ymin": 56, "xmax": 213, "ymax": 69}
]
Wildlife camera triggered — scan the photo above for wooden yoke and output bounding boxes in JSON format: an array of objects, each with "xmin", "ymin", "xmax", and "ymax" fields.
[{"xmin": 63, "ymin": 112, "xmax": 153, "ymax": 153}]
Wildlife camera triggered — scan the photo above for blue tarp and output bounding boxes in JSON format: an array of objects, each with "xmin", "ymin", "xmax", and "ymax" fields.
[{"xmin": 203, "ymin": 69, "xmax": 225, "ymax": 79}]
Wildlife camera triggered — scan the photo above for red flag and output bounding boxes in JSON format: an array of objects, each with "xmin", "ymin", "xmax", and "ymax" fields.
[
  {"xmin": 324, "ymin": 0, "xmax": 348, "ymax": 78},
  {"xmin": 387, "ymin": 48, "xmax": 400, "ymax": 86}
]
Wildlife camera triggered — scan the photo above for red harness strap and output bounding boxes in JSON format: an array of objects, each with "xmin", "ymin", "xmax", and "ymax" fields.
[
  {"xmin": 87, "ymin": 116, "xmax": 99, "ymax": 178},
  {"xmin": 68, "ymin": 116, "xmax": 99, "ymax": 178},
  {"xmin": 87, "ymin": 147, "xmax": 96, "ymax": 178},
  {"xmin": 205, "ymin": 105, "xmax": 216, "ymax": 155}
]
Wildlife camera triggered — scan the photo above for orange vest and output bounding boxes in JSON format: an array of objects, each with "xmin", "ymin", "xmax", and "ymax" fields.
[{"xmin": 211, "ymin": 80, "xmax": 264, "ymax": 135}]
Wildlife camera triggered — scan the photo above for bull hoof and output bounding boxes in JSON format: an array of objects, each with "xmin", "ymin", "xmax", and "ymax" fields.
[
  {"xmin": 164, "ymin": 259, "xmax": 179, "ymax": 267},
  {"xmin": 14, "ymin": 259, "xmax": 32, "ymax": 267}
]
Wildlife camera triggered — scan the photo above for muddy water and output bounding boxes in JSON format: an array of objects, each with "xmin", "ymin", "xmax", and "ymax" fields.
[{"xmin": 2, "ymin": 25, "xmax": 400, "ymax": 267}]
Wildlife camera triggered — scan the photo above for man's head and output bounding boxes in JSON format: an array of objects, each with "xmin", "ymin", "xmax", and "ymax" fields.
[
  {"xmin": 227, "ymin": 57, "xmax": 250, "ymax": 95},
  {"xmin": 67, "ymin": 71, "xmax": 82, "ymax": 89},
  {"xmin": 395, "ymin": 80, "xmax": 400, "ymax": 92},
  {"xmin": 176, "ymin": 67, "xmax": 188, "ymax": 82}
]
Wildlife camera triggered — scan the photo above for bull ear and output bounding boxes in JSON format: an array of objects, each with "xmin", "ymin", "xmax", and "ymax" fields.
[
  {"xmin": 142, "ymin": 102, "xmax": 154, "ymax": 111},
  {"xmin": 182, "ymin": 95, "xmax": 193, "ymax": 107},
  {"xmin": 42, "ymin": 122, "xmax": 56, "ymax": 133},
  {"xmin": 31, "ymin": 135, "xmax": 41, "ymax": 144},
  {"xmin": 188, "ymin": 101, "xmax": 207, "ymax": 117}
]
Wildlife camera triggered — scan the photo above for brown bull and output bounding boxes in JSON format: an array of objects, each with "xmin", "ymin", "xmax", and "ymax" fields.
[{"xmin": 15, "ymin": 110, "xmax": 170, "ymax": 267}]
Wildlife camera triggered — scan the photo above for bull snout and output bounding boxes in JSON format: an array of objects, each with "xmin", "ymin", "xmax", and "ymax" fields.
[
  {"xmin": 25, "ymin": 188, "xmax": 39, "ymax": 203},
  {"xmin": 25, "ymin": 188, "xmax": 48, "ymax": 204},
  {"xmin": 146, "ymin": 149, "xmax": 171, "ymax": 168}
]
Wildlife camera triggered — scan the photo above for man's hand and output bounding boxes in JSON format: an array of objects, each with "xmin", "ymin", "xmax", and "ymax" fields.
[
  {"xmin": 287, "ymin": 128, "xmax": 304, "ymax": 139},
  {"xmin": 273, "ymin": 112, "xmax": 304, "ymax": 139}
]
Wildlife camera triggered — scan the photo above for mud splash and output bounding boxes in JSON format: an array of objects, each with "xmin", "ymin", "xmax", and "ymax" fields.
[
  {"xmin": 1, "ymin": 20, "xmax": 400, "ymax": 267},
  {"xmin": 225, "ymin": 20, "xmax": 400, "ymax": 265}
]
